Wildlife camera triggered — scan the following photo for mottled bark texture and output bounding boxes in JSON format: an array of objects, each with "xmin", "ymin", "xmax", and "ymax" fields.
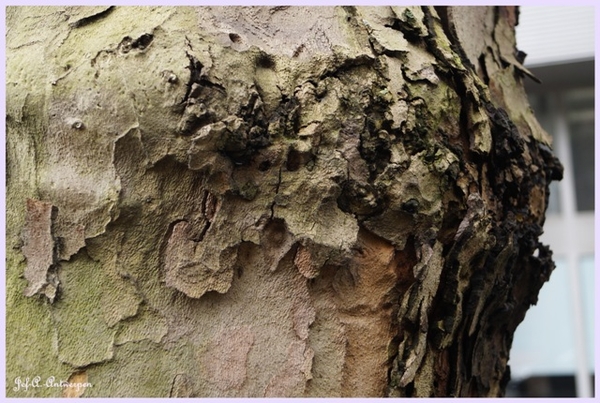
[{"xmin": 6, "ymin": 6, "xmax": 562, "ymax": 397}]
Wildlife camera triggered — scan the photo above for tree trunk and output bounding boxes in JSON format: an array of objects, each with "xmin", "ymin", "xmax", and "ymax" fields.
[{"xmin": 6, "ymin": 6, "xmax": 562, "ymax": 397}]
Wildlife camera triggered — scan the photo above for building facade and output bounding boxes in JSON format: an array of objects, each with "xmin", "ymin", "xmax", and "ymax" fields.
[{"xmin": 508, "ymin": 6, "xmax": 595, "ymax": 398}]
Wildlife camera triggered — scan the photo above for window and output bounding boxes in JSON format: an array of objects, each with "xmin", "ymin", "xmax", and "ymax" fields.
[
  {"xmin": 565, "ymin": 88, "xmax": 595, "ymax": 212},
  {"xmin": 509, "ymin": 85, "xmax": 595, "ymax": 397}
]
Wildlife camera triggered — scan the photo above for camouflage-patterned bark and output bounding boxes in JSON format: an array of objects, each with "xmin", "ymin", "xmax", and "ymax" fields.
[{"xmin": 6, "ymin": 6, "xmax": 561, "ymax": 397}]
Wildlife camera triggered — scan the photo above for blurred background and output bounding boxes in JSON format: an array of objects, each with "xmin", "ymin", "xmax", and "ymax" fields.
[{"xmin": 507, "ymin": 6, "xmax": 595, "ymax": 397}]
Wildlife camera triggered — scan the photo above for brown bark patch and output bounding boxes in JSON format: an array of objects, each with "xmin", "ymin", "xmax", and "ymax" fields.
[
  {"xmin": 164, "ymin": 220, "xmax": 234, "ymax": 298},
  {"xmin": 21, "ymin": 199, "xmax": 58, "ymax": 301},
  {"xmin": 334, "ymin": 228, "xmax": 400, "ymax": 396},
  {"xmin": 202, "ymin": 326, "xmax": 254, "ymax": 392}
]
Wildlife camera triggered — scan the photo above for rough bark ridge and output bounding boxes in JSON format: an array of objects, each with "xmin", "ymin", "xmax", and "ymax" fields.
[{"xmin": 6, "ymin": 6, "xmax": 562, "ymax": 397}]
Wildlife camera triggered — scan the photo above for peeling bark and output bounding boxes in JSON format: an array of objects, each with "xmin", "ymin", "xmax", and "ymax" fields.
[
  {"xmin": 21, "ymin": 199, "xmax": 58, "ymax": 301},
  {"xmin": 6, "ymin": 6, "xmax": 561, "ymax": 397}
]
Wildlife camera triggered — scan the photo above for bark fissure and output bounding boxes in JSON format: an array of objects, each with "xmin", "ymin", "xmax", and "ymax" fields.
[{"xmin": 68, "ymin": 6, "xmax": 115, "ymax": 29}]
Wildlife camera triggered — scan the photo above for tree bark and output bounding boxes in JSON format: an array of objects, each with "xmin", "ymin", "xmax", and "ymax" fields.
[{"xmin": 6, "ymin": 6, "xmax": 562, "ymax": 397}]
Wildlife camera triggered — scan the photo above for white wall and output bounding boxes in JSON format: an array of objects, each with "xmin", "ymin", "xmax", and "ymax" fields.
[{"xmin": 516, "ymin": 6, "xmax": 595, "ymax": 67}]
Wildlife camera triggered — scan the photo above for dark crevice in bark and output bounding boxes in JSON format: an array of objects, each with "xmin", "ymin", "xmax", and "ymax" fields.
[
  {"xmin": 478, "ymin": 52, "xmax": 491, "ymax": 85},
  {"xmin": 185, "ymin": 190, "xmax": 212, "ymax": 243},
  {"xmin": 134, "ymin": 33, "xmax": 154, "ymax": 50},
  {"xmin": 269, "ymin": 166, "xmax": 283, "ymax": 220},
  {"xmin": 491, "ymin": 6, "xmax": 501, "ymax": 34},
  {"xmin": 385, "ymin": 8, "xmax": 426, "ymax": 45},
  {"xmin": 68, "ymin": 6, "xmax": 115, "ymax": 28},
  {"xmin": 434, "ymin": 6, "xmax": 477, "ymax": 74},
  {"xmin": 318, "ymin": 54, "xmax": 376, "ymax": 82},
  {"xmin": 270, "ymin": 94, "xmax": 301, "ymax": 140},
  {"xmin": 341, "ymin": 5, "xmax": 357, "ymax": 19},
  {"xmin": 181, "ymin": 52, "xmax": 204, "ymax": 107},
  {"xmin": 420, "ymin": 7, "xmax": 453, "ymax": 72},
  {"xmin": 455, "ymin": 77, "xmax": 476, "ymax": 160},
  {"xmin": 361, "ymin": 124, "xmax": 392, "ymax": 181}
]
